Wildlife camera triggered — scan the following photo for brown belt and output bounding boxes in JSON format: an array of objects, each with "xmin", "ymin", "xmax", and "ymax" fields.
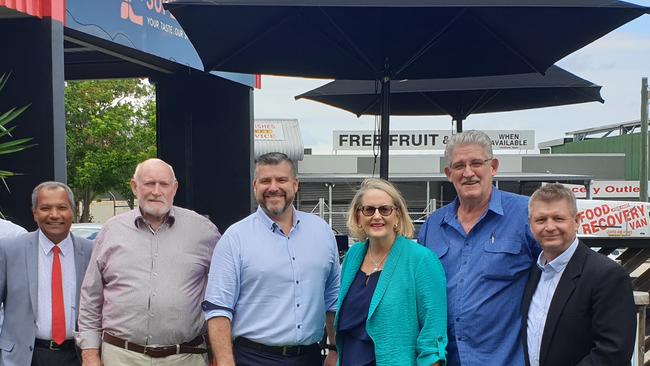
[{"xmin": 102, "ymin": 333, "xmax": 207, "ymax": 358}]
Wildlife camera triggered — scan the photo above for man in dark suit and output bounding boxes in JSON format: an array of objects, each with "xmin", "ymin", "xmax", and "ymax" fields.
[
  {"xmin": 521, "ymin": 183, "xmax": 636, "ymax": 366},
  {"xmin": 0, "ymin": 182, "xmax": 93, "ymax": 366}
]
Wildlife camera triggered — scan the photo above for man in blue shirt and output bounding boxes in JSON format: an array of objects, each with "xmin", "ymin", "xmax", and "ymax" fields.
[
  {"xmin": 203, "ymin": 152, "xmax": 340, "ymax": 366},
  {"xmin": 418, "ymin": 130, "xmax": 539, "ymax": 366}
]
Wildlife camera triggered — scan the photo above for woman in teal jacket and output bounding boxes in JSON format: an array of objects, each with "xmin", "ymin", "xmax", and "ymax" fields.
[{"xmin": 335, "ymin": 178, "xmax": 447, "ymax": 366}]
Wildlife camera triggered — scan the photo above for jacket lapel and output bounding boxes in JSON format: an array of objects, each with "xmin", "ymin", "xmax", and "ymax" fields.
[
  {"xmin": 368, "ymin": 237, "xmax": 405, "ymax": 319},
  {"xmin": 71, "ymin": 234, "xmax": 86, "ymax": 310},
  {"xmin": 521, "ymin": 264, "xmax": 541, "ymax": 366},
  {"xmin": 539, "ymin": 242, "xmax": 587, "ymax": 364},
  {"xmin": 26, "ymin": 231, "xmax": 39, "ymax": 318}
]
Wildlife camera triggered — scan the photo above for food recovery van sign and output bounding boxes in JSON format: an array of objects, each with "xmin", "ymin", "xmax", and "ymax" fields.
[{"xmin": 577, "ymin": 200, "xmax": 650, "ymax": 237}]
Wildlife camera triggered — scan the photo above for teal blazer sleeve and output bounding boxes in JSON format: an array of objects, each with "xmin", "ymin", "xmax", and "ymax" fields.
[
  {"xmin": 414, "ymin": 246, "xmax": 447, "ymax": 366},
  {"xmin": 336, "ymin": 236, "xmax": 447, "ymax": 366}
]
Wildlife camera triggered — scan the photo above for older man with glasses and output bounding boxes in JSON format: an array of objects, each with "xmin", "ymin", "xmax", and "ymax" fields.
[{"xmin": 418, "ymin": 130, "xmax": 540, "ymax": 366}]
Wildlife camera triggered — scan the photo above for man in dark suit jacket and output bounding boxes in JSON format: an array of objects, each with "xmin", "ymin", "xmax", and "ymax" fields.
[
  {"xmin": 0, "ymin": 182, "xmax": 93, "ymax": 366},
  {"xmin": 521, "ymin": 183, "xmax": 636, "ymax": 366}
]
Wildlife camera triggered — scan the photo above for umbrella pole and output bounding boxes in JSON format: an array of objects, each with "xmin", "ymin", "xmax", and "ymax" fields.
[
  {"xmin": 380, "ymin": 76, "xmax": 390, "ymax": 180},
  {"xmin": 456, "ymin": 118, "xmax": 463, "ymax": 133}
]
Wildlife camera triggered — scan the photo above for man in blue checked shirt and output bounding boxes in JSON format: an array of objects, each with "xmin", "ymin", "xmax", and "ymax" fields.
[
  {"xmin": 418, "ymin": 130, "xmax": 540, "ymax": 366},
  {"xmin": 203, "ymin": 152, "xmax": 340, "ymax": 366}
]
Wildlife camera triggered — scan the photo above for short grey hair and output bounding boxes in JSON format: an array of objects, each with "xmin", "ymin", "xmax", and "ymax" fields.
[
  {"xmin": 255, "ymin": 152, "xmax": 297, "ymax": 178},
  {"xmin": 133, "ymin": 158, "xmax": 177, "ymax": 181},
  {"xmin": 31, "ymin": 181, "xmax": 75, "ymax": 212},
  {"xmin": 529, "ymin": 183, "xmax": 578, "ymax": 217},
  {"xmin": 445, "ymin": 130, "xmax": 494, "ymax": 165}
]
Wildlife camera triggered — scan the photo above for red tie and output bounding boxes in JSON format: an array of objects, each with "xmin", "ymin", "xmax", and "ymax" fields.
[{"xmin": 51, "ymin": 245, "xmax": 66, "ymax": 345}]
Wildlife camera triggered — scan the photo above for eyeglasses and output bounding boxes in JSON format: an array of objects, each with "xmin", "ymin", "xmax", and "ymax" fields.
[
  {"xmin": 358, "ymin": 205, "xmax": 397, "ymax": 217},
  {"xmin": 449, "ymin": 158, "xmax": 492, "ymax": 172}
]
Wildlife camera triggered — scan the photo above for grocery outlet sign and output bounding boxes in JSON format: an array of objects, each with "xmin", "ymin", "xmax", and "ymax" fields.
[{"xmin": 562, "ymin": 181, "xmax": 648, "ymax": 199}]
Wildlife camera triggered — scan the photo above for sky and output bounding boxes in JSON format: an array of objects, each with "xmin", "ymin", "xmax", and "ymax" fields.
[{"xmin": 253, "ymin": 4, "xmax": 650, "ymax": 155}]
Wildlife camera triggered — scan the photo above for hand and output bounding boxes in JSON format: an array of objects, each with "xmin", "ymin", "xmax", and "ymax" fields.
[
  {"xmin": 81, "ymin": 349, "xmax": 102, "ymax": 366},
  {"xmin": 323, "ymin": 350, "xmax": 337, "ymax": 366}
]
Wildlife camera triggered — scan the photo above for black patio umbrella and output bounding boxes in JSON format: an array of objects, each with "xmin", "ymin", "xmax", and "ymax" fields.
[
  {"xmin": 295, "ymin": 66, "xmax": 605, "ymax": 133},
  {"xmin": 166, "ymin": 0, "xmax": 648, "ymax": 178}
]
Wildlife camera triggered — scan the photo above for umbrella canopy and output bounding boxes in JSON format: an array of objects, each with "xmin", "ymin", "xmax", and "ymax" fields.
[
  {"xmin": 166, "ymin": 0, "xmax": 648, "ymax": 178},
  {"xmin": 295, "ymin": 66, "xmax": 605, "ymax": 132}
]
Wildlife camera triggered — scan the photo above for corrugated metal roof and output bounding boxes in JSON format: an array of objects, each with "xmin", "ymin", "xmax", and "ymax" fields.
[
  {"xmin": 0, "ymin": 0, "xmax": 64, "ymax": 22},
  {"xmin": 254, "ymin": 118, "xmax": 304, "ymax": 161}
]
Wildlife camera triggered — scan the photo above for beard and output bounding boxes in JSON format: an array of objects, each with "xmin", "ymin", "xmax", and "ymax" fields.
[
  {"xmin": 139, "ymin": 199, "xmax": 172, "ymax": 220},
  {"xmin": 259, "ymin": 193, "xmax": 294, "ymax": 217}
]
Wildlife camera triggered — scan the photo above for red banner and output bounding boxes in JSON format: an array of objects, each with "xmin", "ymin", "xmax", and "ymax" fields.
[{"xmin": 0, "ymin": 0, "xmax": 65, "ymax": 23}]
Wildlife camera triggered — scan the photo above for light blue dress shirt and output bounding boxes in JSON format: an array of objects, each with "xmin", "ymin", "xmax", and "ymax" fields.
[
  {"xmin": 0, "ymin": 219, "xmax": 26, "ymax": 238},
  {"xmin": 418, "ymin": 187, "xmax": 540, "ymax": 366},
  {"xmin": 526, "ymin": 238, "xmax": 579, "ymax": 366},
  {"xmin": 203, "ymin": 206, "xmax": 340, "ymax": 346},
  {"xmin": 36, "ymin": 231, "xmax": 76, "ymax": 340}
]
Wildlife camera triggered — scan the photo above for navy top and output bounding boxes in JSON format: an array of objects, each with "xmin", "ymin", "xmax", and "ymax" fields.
[{"xmin": 338, "ymin": 270, "xmax": 381, "ymax": 366}]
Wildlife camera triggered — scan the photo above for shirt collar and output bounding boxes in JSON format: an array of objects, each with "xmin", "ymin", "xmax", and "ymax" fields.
[
  {"xmin": 537, "ymin": 237, "xmax": 579, "ymax": 273},
  {"xmin": 133, "ymin": 206, "xmax": 176, "ymax": 230},
  {"xmin": 444, "ymin": 186, "xmax": 502, "ymax": 224},
  {"xmin": 38, "ymin": 229, "xmax": 73, "ymax": 257},
  {"xmin": 255, "ymin": 205, "xmax": 300, "ymax": 232}
]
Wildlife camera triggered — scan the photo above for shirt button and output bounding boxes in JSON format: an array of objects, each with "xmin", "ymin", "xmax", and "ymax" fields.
[
  {"xmin": 456, "ymin": 317, "xmax": 460, "ymax": 322},
  {"xmin": 297, "ymin": 304, "xmax": 300, "ymax": 307},
  {"xmin": 297, "ymin": 325, "xmax": 301, "ymax": 329},
  {"xmin": 292, "ymin": 257, "xmax": 295, "ymax": 260},
  {"xmin": 295, "ymin": 281, "xmax": 299, "ymax": 284}
]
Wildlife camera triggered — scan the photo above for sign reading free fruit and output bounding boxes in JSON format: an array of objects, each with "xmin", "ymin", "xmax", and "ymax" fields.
[
  {"xmin": 333, "ymin": 130, "xmax": 534, "ymax": 150},
  {"xmin": 577, "ymin": 200, "xmax": 650, "ymax": 237}
]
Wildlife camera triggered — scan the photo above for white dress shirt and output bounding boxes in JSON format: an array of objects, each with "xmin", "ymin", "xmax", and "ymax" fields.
[
  {"xmin": 36, "ymin": 231, "xmax": 77, "ymax": 340},
  {"xmin": 526, "ymin": 238, "xmax": 579, "ymax": 366}
]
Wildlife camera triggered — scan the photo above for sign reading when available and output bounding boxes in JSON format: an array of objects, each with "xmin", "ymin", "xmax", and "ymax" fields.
[{"xmin": 333, "ymin": 130, "xmax": 534, "ymax": 150}]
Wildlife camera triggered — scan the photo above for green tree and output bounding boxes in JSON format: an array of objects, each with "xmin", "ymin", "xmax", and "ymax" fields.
[
  {"xmin": 0, "ymin": 72, "xmax": 34, "ymax": 188},
  {"xmin": 65, "ymin": 79, "xmax": 156, "ymax": 222}
]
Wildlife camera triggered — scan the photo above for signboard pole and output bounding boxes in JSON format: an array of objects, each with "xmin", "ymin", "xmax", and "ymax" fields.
[{"xmin": 641, "ymin": 77, "xmax": 649, "ymax": 202}]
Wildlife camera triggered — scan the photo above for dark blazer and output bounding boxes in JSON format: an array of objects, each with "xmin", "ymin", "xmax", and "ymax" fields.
[
  {"xmin": 521, "ymin": 241, "xmax": 636, "ymax": 366},
  {"xmin": 0, "ymin": 231, "xmax": 94, "ymax": 366}
]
